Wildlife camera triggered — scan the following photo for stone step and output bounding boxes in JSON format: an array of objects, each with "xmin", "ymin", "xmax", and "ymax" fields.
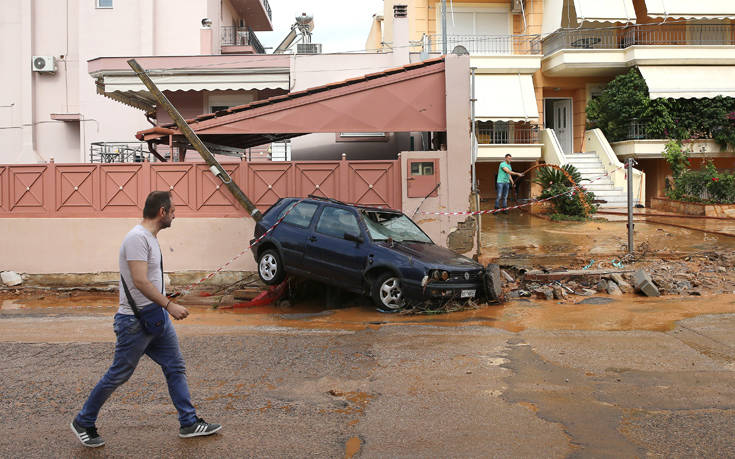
[
  {"xmin": 591, "ymin": 190, "xmax": 626, "ymax": 198},
  {"xmin": 582, "ymin": 183, "xmax": 616, "ymax": 191}
]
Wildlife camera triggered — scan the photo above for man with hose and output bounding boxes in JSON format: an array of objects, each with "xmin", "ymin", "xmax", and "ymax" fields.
[{"xmin": 495, "ymin": 154, "xmax": 524, "ymax": 214}]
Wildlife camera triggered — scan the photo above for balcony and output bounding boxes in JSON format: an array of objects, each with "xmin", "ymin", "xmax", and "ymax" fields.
[
  {"xmin": 544, "ymin": 23, "xmax": 735, "ymax": 55},
  {"xmin": 610, "ymin": 121, "xmax": 731, "ymax": 159},
  {"xmin": 221, "ymin": 26, "xmax": 265, "ymax": 54},
  {"xmin": 424, "ymin": 34, "xmax": 541, "ymax": 56},
  {"xmin": 228, "ymin": 0, "xmax": 273, "ymax": 31},
  {"xmin": 543, "ymin": 23, "xmax": 735, "ymax": 76},
  {"xmin": 475, "ymin": 122, "xmax": 542, "ymax": 160}
]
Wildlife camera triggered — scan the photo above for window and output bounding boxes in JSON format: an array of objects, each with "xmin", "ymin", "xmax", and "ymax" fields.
[
  {"xmin": 210, "ymin": 105, "xmax": 229, "ymax": 113},
  {"xmin": 279, "ymin": 202, "xmax": 318, "ymax": 228},
  {"xmin": 96, "ymin": 0, "xmax": 113, "ymax": 8},
  {"xmin": 336, "ymin": 132, "xmax": 388, "ymax": 142},
  {"xmin": 410, "ymin": 162, "xmax": 435, "ymax": 176},
  {"xmin": 316, "ymin": 207, "xmax": 360, "ymax": 238}
]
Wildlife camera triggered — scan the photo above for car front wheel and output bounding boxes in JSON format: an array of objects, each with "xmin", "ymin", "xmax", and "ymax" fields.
[
  {"xmin": 372, "ymin": 273, "xmax": 405, "ymax": 310},
  {"xmin": 258, "ymin": 249, "xmax": 285, "ymax": 285}
]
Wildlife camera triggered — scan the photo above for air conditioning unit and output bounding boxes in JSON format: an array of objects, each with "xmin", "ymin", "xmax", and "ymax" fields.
[
  {"xmin": 297, "ymin": 43, "xmax": 322, "ymax": 54},
  {"xmin": 32, "ymin": 56, "xmax": 57, "ymax": 73}
]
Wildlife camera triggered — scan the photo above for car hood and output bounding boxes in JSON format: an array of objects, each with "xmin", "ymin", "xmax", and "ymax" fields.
[{"xmin": 381, "ymin": 241, "xmax": 482, "ymax": 269}]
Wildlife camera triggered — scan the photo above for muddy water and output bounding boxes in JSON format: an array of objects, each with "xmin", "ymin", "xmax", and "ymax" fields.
[
  {"xmin": 480, "ymin": 211, "xmax": 735, "ymax": 264},
  {"xmin": 2, "ymin": 291, "xmax": 735, "ymax": 342}
]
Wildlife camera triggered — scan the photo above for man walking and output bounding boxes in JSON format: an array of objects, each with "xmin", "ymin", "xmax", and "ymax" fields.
[
  {"xmin": 71, "ymin": 191, "xmax": 221, "ymax": 447},
  {"xmin": 495, "ymin": 154, "xmax": 524, "ymax": 213}
]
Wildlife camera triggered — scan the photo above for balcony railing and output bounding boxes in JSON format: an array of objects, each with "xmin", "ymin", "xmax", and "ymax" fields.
[
  {"xmin": 90, "ymin": 142, "xmax": 163, "ymax": 163},
  {"xmin": 544, "ymin": 23, "xmax": 735, "ymax": 55},
  {"xmin": 424, "ymin": 34, "xmax": 542, "ymax": 55},
  {"xmin": 221, "ymin": 26, "xmax": 265, "ymax": 54},
  {"xmin": 262, "ymin": 0, "xmax": 272, "ymax": 22},
  {"xmin": 476, "ymin": 123, "xmax": 540, "ymax": 145}
]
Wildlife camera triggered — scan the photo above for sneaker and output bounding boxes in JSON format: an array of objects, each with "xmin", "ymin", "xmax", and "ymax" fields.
[
  {"xmin": 70, "ymin": 419, "xmax": 105, "ymax": 448},
  {"xmin": 179, "ymin": 417, "xmax": 222, "ymax": 438}
]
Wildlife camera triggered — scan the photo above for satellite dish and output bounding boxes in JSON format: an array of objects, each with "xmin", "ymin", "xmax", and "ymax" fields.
[
  {"xmin": 295, "ymin": 12, "xmax": 314, "ymax": 33},
  {"xmin": 451, "ymin": 45, "xmax": 469, "ymax": 56}
]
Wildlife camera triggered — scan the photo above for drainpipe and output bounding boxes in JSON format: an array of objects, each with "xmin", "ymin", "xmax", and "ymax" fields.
[
  {"xmin": 471, "ymin": 67, "xmax": 481, "ymax": 259},
  {"xmin": 441, "ymin": 0, "xmax": 447, "ymax": 54}
]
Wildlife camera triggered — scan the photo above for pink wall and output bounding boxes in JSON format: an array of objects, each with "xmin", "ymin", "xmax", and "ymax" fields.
[{"xmin": 0, "ymin": 217, "xmax": 257, "ymax": 274}]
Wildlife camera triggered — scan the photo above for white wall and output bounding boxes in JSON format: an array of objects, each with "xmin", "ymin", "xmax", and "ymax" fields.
[
  {"xmin": 289, "ymin": 52, "xmax": 407, "ymax": 160},
  {"xmin": 0, "ymin": 0, "xmax": 220, "ymax": 165}
]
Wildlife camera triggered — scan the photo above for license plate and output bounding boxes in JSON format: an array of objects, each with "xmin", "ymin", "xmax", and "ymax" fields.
[{"xmin": 461, "ymin": 289, "xmax": 475, "ymax": 298}]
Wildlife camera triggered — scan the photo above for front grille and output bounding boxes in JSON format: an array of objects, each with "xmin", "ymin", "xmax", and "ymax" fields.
[{"xmin": 449, "ymin": 270, "xmax": 483, "ymax": 282}]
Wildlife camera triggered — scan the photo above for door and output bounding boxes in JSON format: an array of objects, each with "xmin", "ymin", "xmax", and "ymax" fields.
[
  {"xmin": 302, "ymin": 206, "xmax": 369, "ymax": 289},
  {"xmin": 271, "ymin": 201, "xmax": 319, "ymax": 274},
  {"xmin": 552, "ymin": 99, "xmax": 572, "ymax": 154}
]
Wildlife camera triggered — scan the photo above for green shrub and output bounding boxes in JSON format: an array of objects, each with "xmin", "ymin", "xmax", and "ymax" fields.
[
  {"xmin": 665, "ymin": 158, "xmax": 735, "ymax": 204},
  {"xmin": 533, "ymin": 165, "xmax": 598, "ymax": 218},
  {"xmin": 586, "ymin": 68, "xmax": 735, "ymax": 148}
]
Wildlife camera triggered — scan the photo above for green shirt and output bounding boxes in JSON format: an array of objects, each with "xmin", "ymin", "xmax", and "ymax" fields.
[{"xmin": 497, "ymin": 161, "xmax": 512, "ymax": 183}]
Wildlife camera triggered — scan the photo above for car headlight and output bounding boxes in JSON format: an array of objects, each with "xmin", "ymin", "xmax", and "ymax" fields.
[{"xmin": 429, "ymin": 270, "xmax": 450, "ymax": 282}]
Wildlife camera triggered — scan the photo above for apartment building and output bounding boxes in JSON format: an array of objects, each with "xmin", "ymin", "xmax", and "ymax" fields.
[
  {"xmin": 2, "ymin": 0, "xmax": 275, "ymax": 164},
  {"xmin": 370, "ymin": 0, "xmax": 735, "ymax": 205}
]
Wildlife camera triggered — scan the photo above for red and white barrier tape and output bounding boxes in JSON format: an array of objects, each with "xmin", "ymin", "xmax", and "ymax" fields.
[
  {"xmin": 176, "ymin": 166, "xmax": 625, "ymax": 293},
  {"xmin": 178, "ymin": 199, "xmax": 304, "ymax": 294},
  {"xmin": 419, "ymin": 165, "xmax": 624, "ymax": 216}
]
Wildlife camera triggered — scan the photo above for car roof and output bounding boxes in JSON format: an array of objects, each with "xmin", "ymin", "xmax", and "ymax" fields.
[{"xmin": 286, "ymin": 196, "xmax": 402, "ymax": 215}]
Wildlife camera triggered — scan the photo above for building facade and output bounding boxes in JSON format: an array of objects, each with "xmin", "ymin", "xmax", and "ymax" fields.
[{"xmin": 1, "ymin": 0, "xmax": 273, "ymax": 164}]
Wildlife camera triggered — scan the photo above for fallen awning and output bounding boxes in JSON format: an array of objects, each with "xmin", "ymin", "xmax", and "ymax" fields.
[
  {"xmin": 573, "ymin": 0, "xmax": 636, "ymax": 24},
  {"xmin": 639, "ymin": 66, "xmax": 735, "ymax": 99},
  {"xmin": 137, "ymin": 57, "xmax": 448, "ymax": 149},
  {"xmin": 475, "ymin": 74, "xmax": 539, "ymax": 121},
  {"xmin": 643, "ymin": 0, "xmax": 735, "ymax": 19}
]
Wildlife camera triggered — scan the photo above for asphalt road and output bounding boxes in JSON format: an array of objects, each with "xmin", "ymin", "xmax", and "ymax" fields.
[{"xmin": 1, "ymin": 301, "xmax": 735, "ymax": 458}]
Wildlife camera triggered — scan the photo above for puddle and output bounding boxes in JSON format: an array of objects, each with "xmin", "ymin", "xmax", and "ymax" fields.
[
  {"xmin": 344, "ymin": 436, "xmax": 361, "ymax": 459},
  {"xmin": 480, "ymin": 210, "xmax": 735, "ymax": 262},
  {"xmin": 1, "ymin": 300, "xmax": 22, "ymax": 310},
  {"xmin": 2, "ymin": 291, "xmax": 735, "ymax": 342}
]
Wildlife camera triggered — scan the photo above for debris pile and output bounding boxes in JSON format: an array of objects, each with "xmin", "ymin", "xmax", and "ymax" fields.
[{"xmin": 500, "ymin": 251, "xmax": 735, "ymax": 301}]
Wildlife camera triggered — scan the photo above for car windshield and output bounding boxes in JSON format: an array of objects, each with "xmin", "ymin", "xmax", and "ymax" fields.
[{"xmin": 361, "ymin": 211, "xmax": 432, "ymax": 243}]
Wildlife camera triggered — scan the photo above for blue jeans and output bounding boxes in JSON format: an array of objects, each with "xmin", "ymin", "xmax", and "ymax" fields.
[
  {"xmin": 495, "ymin": 182, "xmax": 511, "ymax": 209},
  {"xmin": 76, "ymin": 310, "xmax": 197, "ymax": 428}
]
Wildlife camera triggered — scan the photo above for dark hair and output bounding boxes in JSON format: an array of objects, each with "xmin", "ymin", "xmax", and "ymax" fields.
[
  {"xmin": 505, "ymin": 154, "xmax": 512, "ymax": 159},
  {"xmin": 143, "ymin": 191, "xmax": 172, "ymax": 219}
]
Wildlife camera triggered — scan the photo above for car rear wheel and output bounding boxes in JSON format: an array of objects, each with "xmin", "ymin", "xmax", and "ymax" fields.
[
  {"xmin": 372, "ymin": 273, "xmax": 405, "ymax": 310},
  {"xmin": 258, "ymin": 249, "xmax": 285, "ymax": 285}
]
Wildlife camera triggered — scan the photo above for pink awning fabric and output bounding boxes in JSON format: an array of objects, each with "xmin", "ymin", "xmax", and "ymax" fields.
[{"xmin": 138, "ymin": 58, "xmax": 447, "ymax": 149}]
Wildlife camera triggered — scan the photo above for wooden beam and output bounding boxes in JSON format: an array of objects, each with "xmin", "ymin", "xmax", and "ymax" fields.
[{"xmin": 127, "ymin": 59, "xmax": 262, "ymax": 221}]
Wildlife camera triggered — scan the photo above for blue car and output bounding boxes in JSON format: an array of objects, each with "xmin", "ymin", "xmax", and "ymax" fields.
[{"xmin": 250, "ymin": 196, "xmax": 487, "ymax": 310}]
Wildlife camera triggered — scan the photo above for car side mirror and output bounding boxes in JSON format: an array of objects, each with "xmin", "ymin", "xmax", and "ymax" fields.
[{"xmin": 343, "ymin": 232, "xmax": 363, "ymax": 244}]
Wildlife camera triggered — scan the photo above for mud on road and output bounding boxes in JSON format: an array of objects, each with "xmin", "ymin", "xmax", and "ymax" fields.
[{"xmin": 2, "ymin": 290, "xmax": 735, "ymax": 457}]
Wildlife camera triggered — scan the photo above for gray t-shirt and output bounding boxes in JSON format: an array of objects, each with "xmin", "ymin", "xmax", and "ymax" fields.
[{"xmin": 118, "ymin": 224, "xmax": 165, "ymax": 315}]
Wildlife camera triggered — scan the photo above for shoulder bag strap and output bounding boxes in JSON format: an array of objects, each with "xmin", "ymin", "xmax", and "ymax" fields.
[
  {"xmin": 160, "ymin": 252, "xmax": 165, "ymax": 295},
  {"xmin": 120, "ymin": 274, "xmax": 141, "ymax": 319}
]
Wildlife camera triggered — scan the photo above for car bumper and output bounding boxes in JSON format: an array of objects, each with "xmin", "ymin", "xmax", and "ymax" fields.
[{"xmin": 402, "ymin": 279, "xmax": 485, "ymax": 301}]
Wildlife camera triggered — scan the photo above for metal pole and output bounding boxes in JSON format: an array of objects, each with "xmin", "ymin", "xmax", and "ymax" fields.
[
  {"xmin": 441, "ymin": 0, "xmax": 448, "ymax": 54},
  {"xmin": 127, "ymin": 59, "xmax": 262, "ymax": 221},
  {"xmin": 471, "ymin": 67, "xmax": 481, "ymax": 258},
  {"xmin": 627, "ymin": 157, "xmax": 634, "ymax": 254}
]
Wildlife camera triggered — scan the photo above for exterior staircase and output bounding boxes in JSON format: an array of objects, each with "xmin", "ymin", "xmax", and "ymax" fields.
[{"xmin": 565, "ymin": 152, "xmax": 628, "ymax": 208}]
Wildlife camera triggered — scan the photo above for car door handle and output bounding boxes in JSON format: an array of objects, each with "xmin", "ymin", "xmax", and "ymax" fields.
[{"xmin": 308, "ymin": 236, "xmax": 317, "ymax": 242}]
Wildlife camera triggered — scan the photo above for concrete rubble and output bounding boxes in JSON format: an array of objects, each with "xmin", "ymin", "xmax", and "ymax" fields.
[
  {"xmin": 1, "ymin": 271, "xmax": 22, "ymax": 287},
  {"xmin": 499, "ymin": 251, "xmax": 735, "ymax": 302}
]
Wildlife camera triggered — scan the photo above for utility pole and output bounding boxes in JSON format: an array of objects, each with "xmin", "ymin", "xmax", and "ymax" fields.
[
  {"xmin": 127, "ymin": 59, "xmax": 262, "ymax": 221},
  {"xmin": 627, "ymin": 157, "xmax": 634, "ymax": 254},
  {"xmin": 471, "ymin": 67, "xmax": 480, "ymax": 258},
  {"xmin": 441, "ymin": 0, "xmax": 448, "ymax": 54}
]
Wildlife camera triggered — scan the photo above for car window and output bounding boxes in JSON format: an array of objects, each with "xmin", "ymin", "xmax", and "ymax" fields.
[
  {"xmin": 278, "ymin": 202, "xmax": 318, "ymax": 228},
  {"xmin": 362, "ymin": 211, "xmax": 432, "ymax": 243},
  {"xmin": 316, "ymin": 207, "xmax": 360, "ymax": 238}
]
